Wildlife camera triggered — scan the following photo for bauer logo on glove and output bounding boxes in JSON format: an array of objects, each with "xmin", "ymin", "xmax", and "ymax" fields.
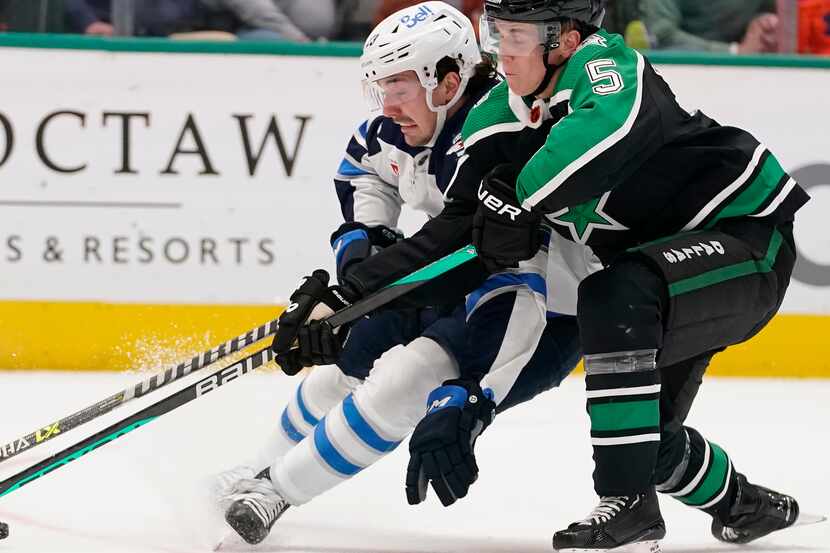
[
  {"xmin": 271, "ymin": 269, "xmax": 357, "ymax": 376},
  {"xmin": 472, "ymin": 163, "xmax": 543, "ymax": 272},
  {"xmin": 477, "ymin": 181, "xmax": 524, "ymax": 221}
]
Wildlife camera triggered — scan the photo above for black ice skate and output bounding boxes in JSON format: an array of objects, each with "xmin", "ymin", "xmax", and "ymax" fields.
[
  {"xmin": 553, "ymin": 489, "xmax": 665, "ymax": 553},
  {"xmin": 224, "ymin": 468, "xmax": 290, "ymax": 545},
  {"xmin": 712, "ymin": 473, "xmax": 799, "ymax": 544}
]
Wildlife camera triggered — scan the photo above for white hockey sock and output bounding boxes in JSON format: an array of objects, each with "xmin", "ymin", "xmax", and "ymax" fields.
[
  {"xmin": 252, "ymin": 364, "xmax": 360, "ymax": 468},
  {"xmin": 270, "ymin": 337, "xmax": 459, "ymax": 505}
]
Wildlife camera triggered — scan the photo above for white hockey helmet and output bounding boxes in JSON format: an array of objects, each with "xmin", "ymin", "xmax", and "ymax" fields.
[{"xmin": 361, "ymin": 1, "xmax": 482, "ymax": 120}]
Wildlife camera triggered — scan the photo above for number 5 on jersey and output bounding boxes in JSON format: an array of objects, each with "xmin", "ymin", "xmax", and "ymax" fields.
[{"xmin": 586, "ymin": 59, "xmax": 624, "ymax": 95}]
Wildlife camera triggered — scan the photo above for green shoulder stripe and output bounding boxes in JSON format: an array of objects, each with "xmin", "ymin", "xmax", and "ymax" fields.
[
  {"xmin": 517, "ymin": 30, "xmax": 643, "ymax": 208},
  {"xmin": 461, "ymin": 80, "xmax": 520, "ymax": 147}
]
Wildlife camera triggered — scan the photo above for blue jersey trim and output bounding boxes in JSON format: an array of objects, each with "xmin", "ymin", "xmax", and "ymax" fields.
[
  {"xmin": 341, "ymin": 395, "xmax": 400, "ymax": 453},
  {"xmin": 345, "ymin": 139, "xmax": 369, "ymax": 164},
  {"xmin": 280, "ymin": 408, "xmax": 306, "ymax": 444},
  {"xmin": 338, "ymin": 158, "xmax": 371, "ymax": 177},
  {"xmin": 296, "ymin": 382, "xmax": 320, "ymax": 427},
  {"xmin": 466, "ymin": 273, "xmax": 547, "ymax": 315},
  {"xmin": 313, "ymin": 417, "xmax": 362, "ymax": 476},
  {"xmin": 332, "ymin": 228, "xmax": 368, "ymax": 269},
  {"xmin": 334, "ymin": 178, "xmax": 356, "ymax": 221}
]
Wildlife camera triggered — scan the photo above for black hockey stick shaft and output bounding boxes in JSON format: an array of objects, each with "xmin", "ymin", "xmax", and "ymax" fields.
[
  {"xmin": 0, "ymin": 319, "xmax": 282, "ymax": 464},
  {"xmin": 0, "ymin": 245, "xmax": 478, "ymax": 499}
]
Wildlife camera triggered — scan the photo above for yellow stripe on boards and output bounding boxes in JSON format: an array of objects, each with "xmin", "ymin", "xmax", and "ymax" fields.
[
  {"xmin": 0, "ymin": 301, "xmax": 282, "ymax": 371},
  {"xmin": 0, "ymin": 302, "xmax": 827, "ymax": 377},
  {"xmin": 703, "ymin": 314, "xmax": 830, "ymax": 378}
]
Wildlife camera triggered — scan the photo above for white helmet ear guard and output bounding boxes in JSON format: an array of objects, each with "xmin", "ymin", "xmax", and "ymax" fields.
[{"xmin": 361, "ymin": 1, "xmax": 482, "ymax": 123}]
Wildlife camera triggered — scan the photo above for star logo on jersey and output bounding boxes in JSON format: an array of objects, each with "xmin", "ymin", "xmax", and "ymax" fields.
[{"xmin": 548, "ymin": 192, "xmax": 627, "ymax": 244}]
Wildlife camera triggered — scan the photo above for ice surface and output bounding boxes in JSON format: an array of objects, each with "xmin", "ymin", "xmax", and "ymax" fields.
[{"xmin": 0, "ymin": 370, "xmax": 827, "ymax": 553}]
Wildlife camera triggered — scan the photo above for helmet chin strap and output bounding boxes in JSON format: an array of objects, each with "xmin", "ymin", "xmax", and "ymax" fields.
[
  {"xmin": 530, "ymin": 48, "xmax": 564, "ymax": 98},
  {"xmin": 424, "ymin": 74, "xmax": 470, "ymax": 148}
]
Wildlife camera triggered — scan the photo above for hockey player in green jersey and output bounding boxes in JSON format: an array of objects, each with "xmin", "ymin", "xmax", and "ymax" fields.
[{"xmin": 456, "ymin": 0, "xmax": 812, "ymax": 552}]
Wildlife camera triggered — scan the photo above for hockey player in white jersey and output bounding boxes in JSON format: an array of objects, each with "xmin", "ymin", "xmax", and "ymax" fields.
[{"xmin": 217, "ymin": 2, "xmax": 597, "ymax": 545}]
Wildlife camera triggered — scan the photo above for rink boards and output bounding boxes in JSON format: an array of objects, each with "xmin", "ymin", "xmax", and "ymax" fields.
[{"xmin": 0, "ymin": 36, "xmax": 828, "ymax": 375}]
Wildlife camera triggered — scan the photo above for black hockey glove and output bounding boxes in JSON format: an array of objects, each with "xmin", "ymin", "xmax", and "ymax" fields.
[
  {"xmin": 330, "ymin": 221, "xmax": 403, "ymax": 284},
  {"xmin": 406, "ymin": 379, "xmax": 496, "ymax": 507},
  {"xmin": 472, "ymin": 163, "xmax": 543, "ymax": 273},
  {"xmin": 272, "ymin": 269, "xmax": 357, "ymax": 375}
]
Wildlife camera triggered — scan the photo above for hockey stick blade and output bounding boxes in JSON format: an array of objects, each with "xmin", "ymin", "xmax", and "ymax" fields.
[
  {"xmin": 0, "ymin": 319, "xmax": 281, "ymax": 464},
  {"xmin": 0, "ymin": 245, "xmax": 478, "ymax": 499},
  {"xmin": 0, "ymin": 347, "xmax": 274, "ymax": 499},
  {"xmin": 794, "ymin": 513, "xmax": 827, "ymax": 527}
]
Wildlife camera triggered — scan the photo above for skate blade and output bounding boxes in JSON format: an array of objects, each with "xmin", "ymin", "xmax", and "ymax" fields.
[
  {"xmin": 558, "ymin": 540, "xmax": 660, "ymax": 553},
  {"xmin": 794, "ymin": 512, "xmax": 827, "ymax": 527}
]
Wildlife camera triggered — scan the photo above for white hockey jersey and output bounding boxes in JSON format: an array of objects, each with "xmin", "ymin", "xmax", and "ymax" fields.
[
  {"xmin": 333, "ymin": 113, "xmax": 463, "ymax": 227},
  {"xmin": 331, "ymin": 82, "xmax": 601, "ymax": 407}
]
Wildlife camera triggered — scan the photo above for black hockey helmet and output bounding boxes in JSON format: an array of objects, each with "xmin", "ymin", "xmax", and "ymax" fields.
[
  {"xmin": 483, "ymin": 0, "xmax": 606, "ymax": 27},
  {"xmin": 481, "ymin": 0, "xmax": 605, "ymax": 97}
]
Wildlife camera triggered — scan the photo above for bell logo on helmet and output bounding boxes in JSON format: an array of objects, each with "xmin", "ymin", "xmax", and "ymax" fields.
[
  {"xmin": 400, "ymin": 5, "xmax": 434, "ymax": 29},
  {"xmin": 360, "ymin": 1, "xmax": 481, "ymax": 143}
]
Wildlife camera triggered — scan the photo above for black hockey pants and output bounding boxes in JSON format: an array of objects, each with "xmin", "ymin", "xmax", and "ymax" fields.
[{"xmin": 576, "ymin": 218, "xmax": 796, "ymax": 509}]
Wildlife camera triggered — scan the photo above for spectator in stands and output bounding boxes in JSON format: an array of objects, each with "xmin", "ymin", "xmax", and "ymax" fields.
[
  {"xmin": 65, "ymin": 0, "xmax": 114, "ymax": 35},
  {"xmin": 65, "ymin": 0, "xmax": 338, "ymax": 41},
  {"xmin": 644, "ymin": 0, "xmax": 780, "ymax": 53},
  {"xmin": 796, "ymin": 0, "xmax": 830, "ymax": 54},
  {"xmin": 64, "ymin": 0, "xmax": 210, "ymax": 37},
  {"xmin": 604, "ymin": 0, "xmax": 651, "ymax": 48},
  {"xmin": 0, "ymin": 0, "xmax": 9, "ymax": 32},
  {"xmin": 202, "ymin": 0, "xmax": 338, "ymax": 41},
  {"xmin": 604, "ymin": 0, "xmax": 641, "ymax": 35}
]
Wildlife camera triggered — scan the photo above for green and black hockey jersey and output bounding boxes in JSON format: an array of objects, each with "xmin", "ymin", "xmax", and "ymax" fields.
[
  {"xmin": 340, "ymin": 30, "xmax": 809, "ymax": 301},
  {"xmin": 462, "ymin": 30, "xmax": 809, "ymax": 261}
]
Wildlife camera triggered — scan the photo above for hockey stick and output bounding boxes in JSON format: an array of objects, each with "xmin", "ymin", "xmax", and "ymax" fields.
[
  {"xmin": 0, "ymin": 319, "xmax": 282, "ymax": 464},
  {"xmin": 0, "ymin": 245, "xmax": 478, "ymax": 499}
]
